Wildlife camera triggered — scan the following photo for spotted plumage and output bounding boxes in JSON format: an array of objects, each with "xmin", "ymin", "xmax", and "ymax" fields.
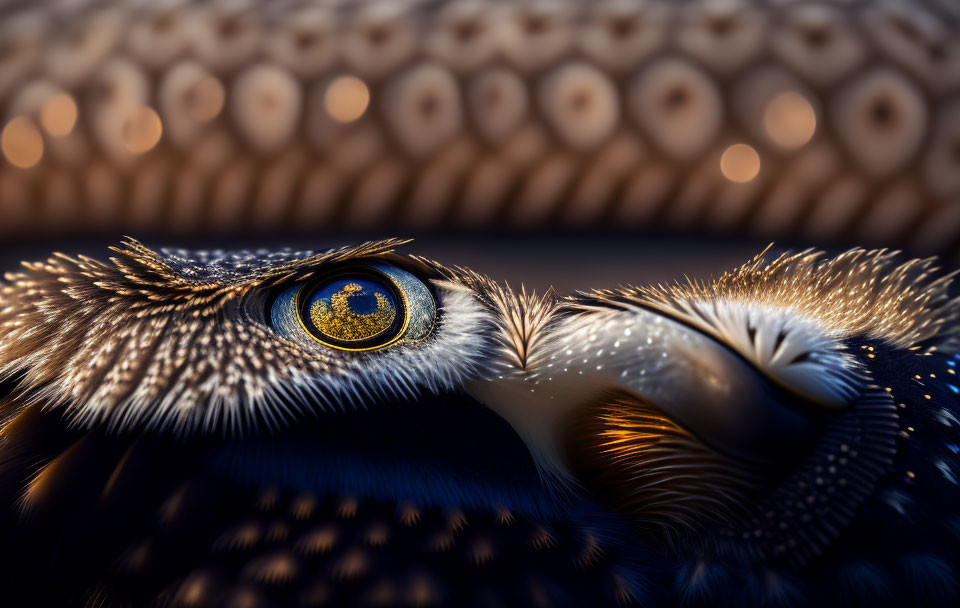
[{"xmin": 0, "ymin": 238, "xmax": 959, "ymax": 606}]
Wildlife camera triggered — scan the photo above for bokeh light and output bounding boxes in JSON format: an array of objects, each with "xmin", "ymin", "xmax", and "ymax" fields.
[
  {"xmin": 188, "ymin": 76, "xmax": 226, "ymax": 122},
  {"xmin": 2, "ymin": 116, "xmax": 44, "ymax": 169},
  {"xmin": 121, "ymin": 106, "xmax": 163, "ymax": 155},
  {"xmin": 324, "ymin": 76, "xmax": 370, "ymax": 123},
  {"xmin": 40, "ymin": 93, "xmax": 78, "ymax": 137},
  {"xmin": 763, "ymin": 91, "xmax": 816, "ymax": 149},
  {"xmin": 721, "ymin": 143, "xmax": 761, "ymax": 183}
]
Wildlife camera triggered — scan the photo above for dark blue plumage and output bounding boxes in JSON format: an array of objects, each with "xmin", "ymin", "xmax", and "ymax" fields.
[{"xmin": 1, "ymin": 242, "xmax": 958, "ymax": 606}]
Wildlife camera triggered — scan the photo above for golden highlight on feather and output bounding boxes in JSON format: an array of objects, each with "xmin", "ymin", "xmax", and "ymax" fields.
[
  {"xmin": 363, "ymin": 523, "xmax": 390, "ymax": 547},
  {"xmin": 295, "ymin": 526, "xmax": 338, "ymax": 555},
  {"xmin": 19, "ymin": 447, "xmax": 71, "ymax": 514},
  {"xmin": 243, "ymin": 552, "xmax": 299, "ymax": 585},
  {"xmin": 332, "ymin": 548, "xmax": 370, "ymax": 580},
  {"xmin": 565, "ymin": 391, "xmax": 758, "ymax": 540}
]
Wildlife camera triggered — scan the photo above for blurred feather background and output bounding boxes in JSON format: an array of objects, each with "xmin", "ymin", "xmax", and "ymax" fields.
[{"xmin": 1, "ymin": 0, "xmax": 959, "ymax": 281}]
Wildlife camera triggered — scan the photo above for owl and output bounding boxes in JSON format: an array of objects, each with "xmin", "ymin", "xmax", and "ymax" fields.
[{"xmin": 0, "ymin": 238, "xmax": 958, "ymax": 606}]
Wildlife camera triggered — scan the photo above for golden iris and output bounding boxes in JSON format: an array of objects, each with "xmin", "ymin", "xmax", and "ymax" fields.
[{"xmin": 306, "ymin": 277, "xmax": 400, "ymax": 345}]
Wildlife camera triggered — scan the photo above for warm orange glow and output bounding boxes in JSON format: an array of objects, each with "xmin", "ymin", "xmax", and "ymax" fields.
[
  {"xmin": 721, "ymin": 143, "xmax": 761, "ymax": 183},
  {"xmin": 189, "ymin": 76, "xmax": 226, "ymax": 122},
  {"xmin": 40, "ymin": 93, "xmax": 78, "ymax": 137},
  {"xmin": 1, "ymin": 116, "xmax": 44, "ymax": 169},
  {"xmin": 121, "ymin": 106, "xmax": 163, "ymax": 154},
  {"xmin": 763, "ymin": 91, "xmax": 816, "ymax": 149},
  {"xmin": 324, "ymin": 76, "xmax": 370, "ymax": 123}
]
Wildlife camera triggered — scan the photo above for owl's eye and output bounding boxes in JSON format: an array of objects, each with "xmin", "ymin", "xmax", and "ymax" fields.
[
  {"xmin": 271, "ymin": 263, "xmax": 436, "ymax": 350},
  {"xmin": 303, "ymin": 275, "xmax": 402, "ymax": 348}
]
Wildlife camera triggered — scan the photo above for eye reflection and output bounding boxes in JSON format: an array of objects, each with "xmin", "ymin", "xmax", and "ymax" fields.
[
  {"xmin": 270, "ymin": 263, "xmax": 436, "ymax": 351},
  {"xmin": 307, "ymin": 277, "xmax": 400, "ymax": 346}
]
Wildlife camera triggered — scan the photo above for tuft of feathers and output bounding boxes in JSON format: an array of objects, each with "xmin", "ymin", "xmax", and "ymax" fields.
[
  {"xmin": 0, "ymin": 238, "xmax": 491, "ymax": 435},
  {"xmin": 581, "ymin": 247, "xmax": 959, "ymax": 349},
  {"xmin": 575, "ymin": 247, "xmax": 960, "ymax": 406}
]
